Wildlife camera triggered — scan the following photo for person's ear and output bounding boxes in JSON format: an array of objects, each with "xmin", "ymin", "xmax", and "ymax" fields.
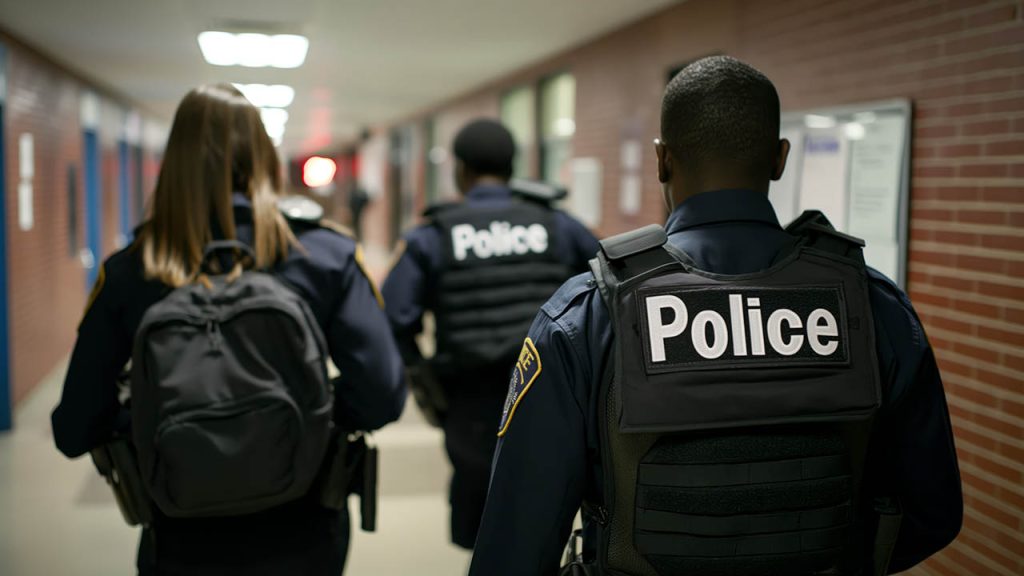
[
  {"xmin": 771, "ymin": 138, "xmax": 791, "ymax": 181},
  {"xmin": 655, "ymin": 139, "xmax": 672, "ymax": 184}
]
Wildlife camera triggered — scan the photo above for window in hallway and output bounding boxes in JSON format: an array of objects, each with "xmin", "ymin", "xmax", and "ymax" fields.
[
  {"xmin": 424, "ymin": 117, "xmax": 443, "ymax": 205},
  {"xmin": 500, "ymin": 86, "xmax": 536, "ymax": 179},
  {"xmin": 539, "ymin": 73, "xmax": 575, "ymax": 186}
]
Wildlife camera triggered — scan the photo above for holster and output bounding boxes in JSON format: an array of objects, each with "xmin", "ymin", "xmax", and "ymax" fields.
[
  {"xmin": 872, "ymin": 497, "xmax": 903, "ymax": 576},
  {"xmin": 407, "ymin": 363, "xmax": 447, "ymax": 428},
  {"xmin": 90, "ymin": 437, "xmax": 153, "ymax": 527},
  {"xmin": 559, "ymin": 530, "xmax": 598, "ymax": 576},
  {"xmin": 317, "ymin": 432, "xmax": 379, "ymax": 532}
]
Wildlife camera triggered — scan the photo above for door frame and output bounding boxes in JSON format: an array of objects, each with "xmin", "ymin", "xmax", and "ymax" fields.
[
  {"xmin": 0, "ymin": 42, "xmax": 12, "ymax": 430},
  {"xmin": 83, "ymin": 127, "xmax": 101, "ymax": 288}
]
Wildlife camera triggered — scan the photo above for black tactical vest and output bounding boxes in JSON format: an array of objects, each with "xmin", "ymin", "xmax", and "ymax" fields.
[
  {"xmin": 430, "ymin": 200, "xmax": 571, "ymax": 373},
  {"xmin": 588, "ymin": 214, "xmax": 882, "ymax": 576}
]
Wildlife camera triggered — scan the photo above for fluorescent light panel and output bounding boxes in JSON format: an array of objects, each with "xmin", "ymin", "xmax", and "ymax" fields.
[
  {"xmin": 198, "ymin": 31, "xmax": 309, "ymax": 68},
  {"xmin": 260, "ymin": 108, "xmax": 288, "ymax": 142},
  {"xmin": 233, "ymin": 84, "xmax": 295, "ymax": 108},
  {"xmin": 844, "ymin": 122, "xmax": 866, "ymax": 140},
  {"xmin": 804, "ymin": 114, "xmax": 837, "ymax": 129}
]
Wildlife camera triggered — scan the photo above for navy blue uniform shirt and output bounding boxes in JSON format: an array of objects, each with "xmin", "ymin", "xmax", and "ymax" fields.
[
  {"xmin": 469, "ymin": 189, "xmax": 962, "ymax": 576},
  {"xmin": 382, "ymin": 184, "xmax": 600, "ymax": 366},
  {"xmin": 52, "ymin": 193, "xmax": 406, "ymax": 573}
]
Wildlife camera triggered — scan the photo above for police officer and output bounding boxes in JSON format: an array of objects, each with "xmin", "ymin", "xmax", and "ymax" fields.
[
  {"xmin": 382, "ymin": 118, "xmax": 599, "ymax": 549},
  {"xmin": 469, "ymin": 57, "xmax": 962, "ymax": 576},
  {"xmin": 51, "ymin": 84, "xmax": 406, "ymax": 575}
]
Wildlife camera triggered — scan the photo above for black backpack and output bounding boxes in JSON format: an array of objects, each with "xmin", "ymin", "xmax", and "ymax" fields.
[{"xmin": 130, "ymin": 240, "xmax": 333, "ymax": 518}]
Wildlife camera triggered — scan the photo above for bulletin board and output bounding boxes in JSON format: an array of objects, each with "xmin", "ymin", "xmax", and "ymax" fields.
[{"xmin": 769, "ymin": 99, "xmax": 912, "ymax": 288}]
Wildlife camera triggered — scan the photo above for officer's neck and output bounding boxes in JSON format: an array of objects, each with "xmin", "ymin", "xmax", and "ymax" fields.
[
  {"xmin": 461, "ymin": 175, "xmax": 508, "ymax": 194},
  {"xmin": 671, "ymin": 175, "xmax": 769, "ymax": 208}
]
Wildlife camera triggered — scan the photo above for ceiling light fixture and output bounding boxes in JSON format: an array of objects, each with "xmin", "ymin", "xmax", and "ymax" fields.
[
  {"xmin": 260, "ymin": 107, "xmax": 289, "ymax": 144},
  {"xmin": 804, "ymin": 114, "xmax": 837, "ymax": 129},
  {"xmin": 844, "ymin": 122, "xmax": 866, "ymax": 141},
  {"xmin": 198, "ymin": 31, "xmax": 309, "ymax": 68},
  {"xmin": 233, "ymin": 84, "xmax": 295, "ymax": 108}
]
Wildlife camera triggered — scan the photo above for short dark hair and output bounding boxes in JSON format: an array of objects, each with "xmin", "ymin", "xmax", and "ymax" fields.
[
  {"xmin": 661, "ymin": 56, "xmax": 780, "ymax": 174},
  {"xmin": 453, "ymin": 118, "xmax": 516, "ymax": 179}
]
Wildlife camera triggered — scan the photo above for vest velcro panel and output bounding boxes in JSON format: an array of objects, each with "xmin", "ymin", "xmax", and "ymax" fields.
[
  {"xmin": 594, "ymin": 231, "xmax": 880, "ymax": 576},
  {"xmin": 432, "ymin": 202, "xmax": 570, "ymax": 371}
]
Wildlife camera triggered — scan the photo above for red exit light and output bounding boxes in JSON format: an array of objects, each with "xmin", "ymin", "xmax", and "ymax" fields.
[{"xmin": 303, "ymin": 156, "xmax": 337, "ymax": 188}]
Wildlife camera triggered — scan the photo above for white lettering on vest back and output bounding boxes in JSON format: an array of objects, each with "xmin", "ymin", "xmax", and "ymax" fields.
[
  {"xmin": 452, "ymin": 221, "xmax": 548, "ymax": 261},
  {"xmin": 645, "ymin": 295, "xmax": 688, "ymax": 363},
  {"xmin": 640, "ymin": 287, "xmax": 847, "ymax": 369},
  {"xmin": 691, "ymin": 310, "xmax": 729, "ymax": 359}
]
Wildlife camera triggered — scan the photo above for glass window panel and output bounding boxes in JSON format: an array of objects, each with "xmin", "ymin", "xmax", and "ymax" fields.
[
  {"xmin": 500, "ymin": 86, "xmax": 535, "ymax": 179},
  {"xmin": 539, "ymin": 73, "xmax": 576, "ymax": 185}
]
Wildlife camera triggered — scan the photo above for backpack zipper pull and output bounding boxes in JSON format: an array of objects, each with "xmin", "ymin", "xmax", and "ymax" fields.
[{"xmin": 206, "ymin": 319, "xmax": 222, "ymax": 351}]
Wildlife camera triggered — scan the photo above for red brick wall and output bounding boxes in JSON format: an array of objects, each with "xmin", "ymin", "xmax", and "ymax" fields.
[
  {"xmin": 4, "ymin": 38, "xmax": 88, "ymax": 405},
  {"xmin": 384, "ymin": 0, "xmax": 1024, "ymax": 573},
  {"xmin": 2, "ymin": 33, "xmax": 161, "ymax": 405},
  {"xmin": 99, "ymin": 100, "xmax": 123, "ymax": 253}
]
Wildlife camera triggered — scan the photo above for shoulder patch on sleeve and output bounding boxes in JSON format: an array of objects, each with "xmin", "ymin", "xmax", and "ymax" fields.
[
  {"xmin": 354, "ymin": 244, "xmax": 385, "ymax": 309},
  {"xmin": 497, "ymin": 337, "xmax": 542, "ymax": 437}
]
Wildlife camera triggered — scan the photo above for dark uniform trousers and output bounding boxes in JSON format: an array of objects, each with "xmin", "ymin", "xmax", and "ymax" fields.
[{"xmin": 442, "ymin": 364, "xmax": 511, "ymax": 547}]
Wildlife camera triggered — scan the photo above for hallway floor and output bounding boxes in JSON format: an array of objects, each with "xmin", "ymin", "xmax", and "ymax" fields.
[{"xmin": 0, "ymin": 361, "xmax": 472, "ymax": 575}]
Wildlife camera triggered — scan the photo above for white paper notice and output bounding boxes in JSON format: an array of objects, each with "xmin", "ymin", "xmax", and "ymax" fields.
[
  {"xmin": 18, "ymin": 181, "xmax": 33, "ymax": 231},
  {"xmin": 769, "ymin": 129, "xmax": 804, "ymax": 226},
  {"xmin": 18, "ymin": 132, "xmax": 33, "ymax": 179},
  {"xmin": 798, "ymin": 128, "xmax": 850, "ymax": 230},
  {"xmin": 620, "ymin": 140, "xmax": 642, "ymax": 171},
  {"xmin": 18, "ymin": 133, "xmax": 34, "ymax": 231},
  {"xmin": 846, "ymin": 116, "xmax": 906, "ymax": 241},
  {"xmin": 570, "ymin": 157, "xmax": 603, "ymax": 228},
  {"xmin": 620, "ymin": 174, "xmax": 642, "ymax": 216},
  {"xmin": 619, "ymin": 139, "xmax": 643, "ymax": 216}
]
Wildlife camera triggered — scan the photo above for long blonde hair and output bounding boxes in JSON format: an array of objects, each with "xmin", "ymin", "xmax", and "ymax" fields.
[{"xmin": 138, "ymin": 83, "xmax": 294, "ymax": 286}]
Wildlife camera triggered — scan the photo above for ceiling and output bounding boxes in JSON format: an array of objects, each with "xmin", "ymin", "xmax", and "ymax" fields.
[{"xmin": 0, "ymin": 0, "xmax": 680, "ymax": 156}]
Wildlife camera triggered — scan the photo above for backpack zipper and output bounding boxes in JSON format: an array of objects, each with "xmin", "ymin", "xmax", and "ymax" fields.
[{"xmin": 206, "ymin": 319, "xmax": 222, "ymax": 351}]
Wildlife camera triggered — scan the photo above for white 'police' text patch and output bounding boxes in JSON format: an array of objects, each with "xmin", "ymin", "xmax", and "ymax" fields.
[{"xmin": 638, "ymin": 285, "xmax": 849, "ymax": 373}]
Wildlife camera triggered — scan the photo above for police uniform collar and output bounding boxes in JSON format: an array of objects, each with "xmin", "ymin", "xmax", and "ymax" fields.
[
  {"xmin": 232, "ymin": 192, "xmax": 252, "ymax": 209},
  {"xmin": 666, "ymin": 189, "xmax": 781, "ymax": 233},
  {"xmin": 465, "ymin": 184, "xmax": 512, "ymax": 201}
]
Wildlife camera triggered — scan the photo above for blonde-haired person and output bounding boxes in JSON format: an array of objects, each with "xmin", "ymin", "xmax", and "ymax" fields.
[{"xmin": 52, "ymin": 84, "xmax": 406, "ymax": 575}]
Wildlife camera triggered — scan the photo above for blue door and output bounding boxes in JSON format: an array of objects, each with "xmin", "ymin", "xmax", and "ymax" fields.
[
  {"xmin": 0, "ymin": 43, "xmax": 11, "ymax": 430},
  {"xmin": 118, "ymin": 140, "xmax": 131, "ymax": 242},
  {"xmin": 83, "ymin": 129, "xmax": 101, "ymax": 288}
]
